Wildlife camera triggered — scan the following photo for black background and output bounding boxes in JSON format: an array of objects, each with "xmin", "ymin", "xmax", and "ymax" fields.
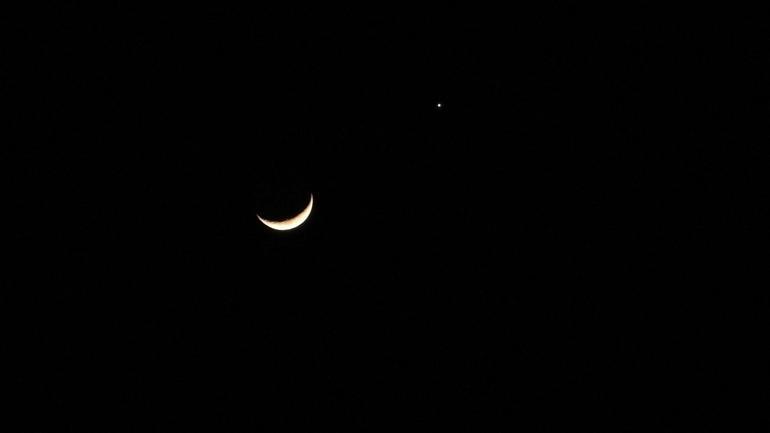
[{"xmin": 5, "ymin": 4, "xmax": 769, "ymax": 431}]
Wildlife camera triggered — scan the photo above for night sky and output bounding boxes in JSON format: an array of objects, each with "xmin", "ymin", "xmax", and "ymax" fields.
[{"xmin": 5, "ymin": 4, "xmax": 768, "ymax": 431}]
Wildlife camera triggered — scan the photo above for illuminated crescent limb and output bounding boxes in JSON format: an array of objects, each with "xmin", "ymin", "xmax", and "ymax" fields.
[{"xmin": 257, "ymin": 194, "xmax": 313, "ymax": 231}]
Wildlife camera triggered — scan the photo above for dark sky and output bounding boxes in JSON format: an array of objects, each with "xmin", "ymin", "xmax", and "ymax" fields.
[{"xmin": 5, "ymin": 4, "xmax": 768, "ymax": 431}]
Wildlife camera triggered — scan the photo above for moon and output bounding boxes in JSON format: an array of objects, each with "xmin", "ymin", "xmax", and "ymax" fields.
[{"xmin": 257, "ymin": 193, "xmax": 313, "ymax": 231}]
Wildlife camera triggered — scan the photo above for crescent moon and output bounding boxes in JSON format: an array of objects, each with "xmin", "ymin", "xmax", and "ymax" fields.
[{"xmin": 257, "ymin": 194, "xmax": 313, "ymax": 231}]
